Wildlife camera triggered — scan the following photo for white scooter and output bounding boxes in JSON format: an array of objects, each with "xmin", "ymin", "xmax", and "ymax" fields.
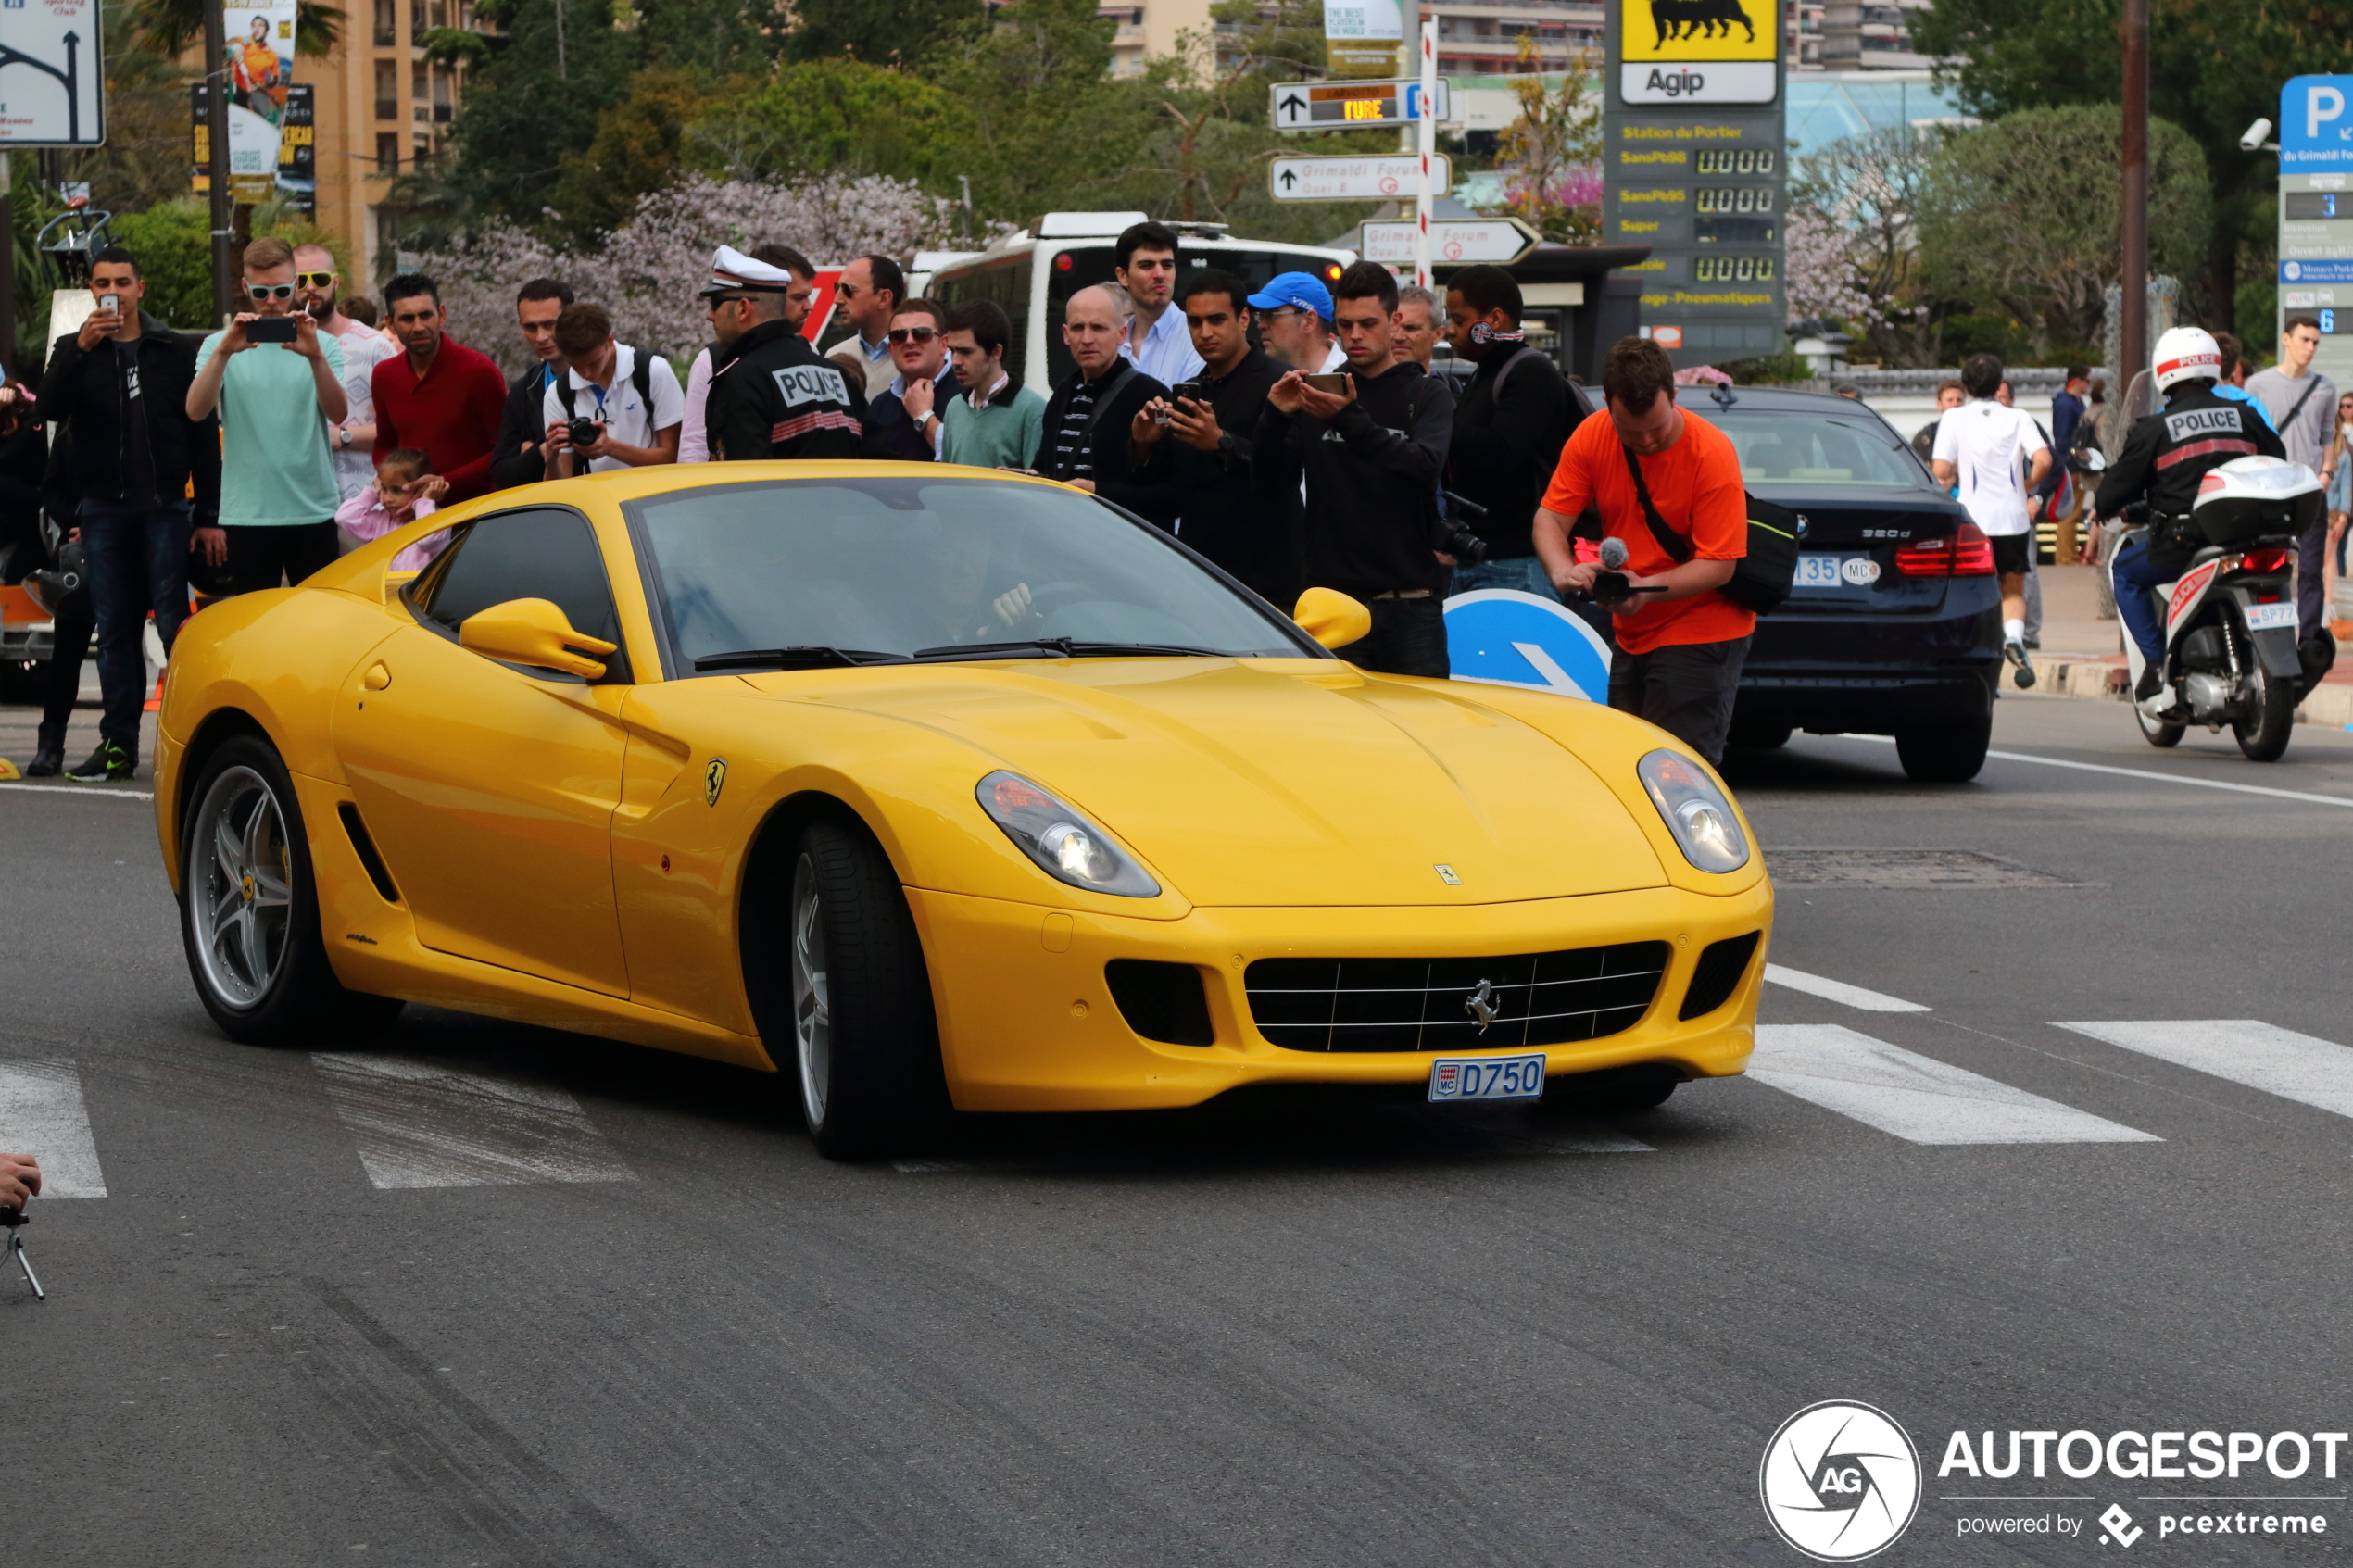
[{"xmin": 2113, "ymin": 455, "xmax": 2326, "ymax": 761}]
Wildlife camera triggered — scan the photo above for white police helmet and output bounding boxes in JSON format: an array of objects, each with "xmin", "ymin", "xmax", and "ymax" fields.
[{"xmin": 2152, "ymin": 325, "xmax": 2223, "ymax": 395}]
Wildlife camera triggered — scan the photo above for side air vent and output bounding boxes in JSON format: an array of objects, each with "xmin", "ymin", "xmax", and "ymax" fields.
[
  {"xmin": 1679, "ymin": 932, "xmax": 1762, "ymax": 1021},
  {"xmin": 337, "ymin": 803, "xmax": 402, "ymax": 904},
  {"xmin": 1105, "ymin": 960, "xmax": 1215, "ymax": 1047}
]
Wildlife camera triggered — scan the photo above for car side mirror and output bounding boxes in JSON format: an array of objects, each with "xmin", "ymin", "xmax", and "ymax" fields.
[
  {"xmin": 459, "ymin": 597, "xmax": 617, "ymax": 679},
  {"xmin": 1291, "ymin": 586, "xmax": 1372, "ymax": 651}
]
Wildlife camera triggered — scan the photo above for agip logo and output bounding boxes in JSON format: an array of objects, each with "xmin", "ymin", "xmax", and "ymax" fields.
[
  {"xmin": 1617, "ymin": 0, "xmax": 1778, "ymax": 104},
  {"xmin": 1760, "ymin": 1401, "xmax": 1922, "ymax": 1561}
]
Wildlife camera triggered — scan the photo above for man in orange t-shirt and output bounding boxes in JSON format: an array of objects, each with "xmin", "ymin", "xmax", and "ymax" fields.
[{"xmin": 1531, "ymin": 336, "xmax": 1755, "ymax": 763}]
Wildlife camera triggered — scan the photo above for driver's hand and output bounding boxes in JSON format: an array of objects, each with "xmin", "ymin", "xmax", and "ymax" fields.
[{"xmin": 991, "ymin": 582, "xmax": 1034, "ymax": 627}]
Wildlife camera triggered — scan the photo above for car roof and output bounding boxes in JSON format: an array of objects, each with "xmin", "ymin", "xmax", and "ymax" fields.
[
  {"xmin": 1672, "ymin": 385, "xmax": 1874, "ymax": 413},
  {"xmin": 457, "ymin": 461, "xmax": 1071, "ymax": 509}
]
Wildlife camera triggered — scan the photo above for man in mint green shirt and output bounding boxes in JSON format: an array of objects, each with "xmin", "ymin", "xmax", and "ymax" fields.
[
  {"xmin": 939, "ymin": 298, "xmax": 1044, "ymax": 470},
  {"xmin": 186, "ymin": 236, "xmax": 348, "ymax": 594}
]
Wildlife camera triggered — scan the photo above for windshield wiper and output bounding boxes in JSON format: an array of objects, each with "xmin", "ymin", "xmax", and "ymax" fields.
[
  {"xmin": 910, "ymin": 637, "xmax": 1230, "ymax": 662},
  {"xmin": 694, "ymin": 646, "xmax": 907, "ymax": 671}
]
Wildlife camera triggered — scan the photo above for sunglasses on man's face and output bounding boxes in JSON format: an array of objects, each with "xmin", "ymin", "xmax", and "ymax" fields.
[
  {"xmin": 247, "ymin": 282, "xmax": 296, "ymax": 300},
  {"xmin": 887, "ymin": 326, "xmax": 938, "ymax": 345},
  {"xmin": 296, "ymin": 271, "xmax": 334, "ymax": 288}
]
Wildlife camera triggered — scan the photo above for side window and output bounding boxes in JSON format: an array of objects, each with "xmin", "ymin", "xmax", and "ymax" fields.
[{"xmin": 415, "ymin": 507, "xmax": 630, "ymax": 681}]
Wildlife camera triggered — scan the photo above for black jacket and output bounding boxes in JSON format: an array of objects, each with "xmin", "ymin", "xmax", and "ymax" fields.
[
  {"xmin": 40, "ymin": 313, "xmax": 220, "ymax": 525},
  {"xmin": 488, "ymin": 364, "xmax": 556, "ymax": 492},
  {"xmin": 2095, "ymin": 384, "xmax": 2286, "ymax": 569},
  {"xmin": 1445, "ymin": 342, "xmax": 1569, "ymax": 559},
  {"xmin": 1037, "ymin": 359, "xmax": 1173, "ymax": 526},
  {"xmin": 1130, "ymin": 347, "xmax": 1300, "ymax": 606},
  {"xmin": 1253, "ymin": 360, "xmax": 1454, "ymax": 599},
  {"xmin": 862, "ymin": 365, "xmax": 963, "ymax": 462},
  {"xmin": 706, "ymin": 320, "xmax": 866, "ymax": 462}
]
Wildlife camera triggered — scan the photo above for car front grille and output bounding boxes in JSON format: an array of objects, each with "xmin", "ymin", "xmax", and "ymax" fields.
[{"xmin": 1244, "ymin": 942, "xmax": 1671, "ymax": 1053}]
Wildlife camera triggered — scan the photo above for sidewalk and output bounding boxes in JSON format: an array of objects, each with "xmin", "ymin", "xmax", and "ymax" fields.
[{"xmin": 2023, "ymin": 558, "xmax": 2353, "ymax": 724}]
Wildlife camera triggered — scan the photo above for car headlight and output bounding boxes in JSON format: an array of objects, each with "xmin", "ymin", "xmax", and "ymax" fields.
[
  {"xmin": 975, "ymin": 771, "xmax": 1162, "ymax": 897},
  {"xmin": 1637, "ymin": 749, "xmax": 1750, "ymax": 873}
]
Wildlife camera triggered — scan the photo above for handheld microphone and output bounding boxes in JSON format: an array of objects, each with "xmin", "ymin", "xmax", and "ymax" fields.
[{"xmin": 1598, "ymin": 537, "xmax": 1629, "ymax": 570}]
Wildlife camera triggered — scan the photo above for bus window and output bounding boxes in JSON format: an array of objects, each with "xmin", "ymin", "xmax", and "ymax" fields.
[{"xmin": 931, "ymin": 254, "xmax": 1033, "ymax": 384}]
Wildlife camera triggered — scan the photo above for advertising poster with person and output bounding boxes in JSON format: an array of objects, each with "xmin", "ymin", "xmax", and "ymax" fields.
[{"xmin": 188, "ymin": 0, "xmax": 296, "ymax": 202}]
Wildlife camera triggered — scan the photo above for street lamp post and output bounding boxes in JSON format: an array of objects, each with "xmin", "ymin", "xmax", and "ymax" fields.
[
  {"xmin": 2118, "ymin": 0, "xmax": 2149, "ymax": 388},
  {"xmin": 204, "ymin": 0, "xmax": 234, "ymax": 322}
]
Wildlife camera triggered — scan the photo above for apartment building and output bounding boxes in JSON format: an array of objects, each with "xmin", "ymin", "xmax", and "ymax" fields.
[{"xmin": 304, "ymin": 0, "xmax": 474, "ymax": 277}]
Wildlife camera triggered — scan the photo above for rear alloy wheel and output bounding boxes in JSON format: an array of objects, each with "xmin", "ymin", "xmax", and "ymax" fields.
[
  {"xmin": 1894, "ymin": 715, "xmax": 1992, "ymax": 783},
  {"xmin": 180, "ymin": 735, "xmax": 403, "ymax": 1046},
  {"xmin": 2233, "ymin": 660, "xmax": 2296, "ymax": 762},
  {"xmin": 786, "ymin": 818, "xmax": 948, "ymax": 1160}
]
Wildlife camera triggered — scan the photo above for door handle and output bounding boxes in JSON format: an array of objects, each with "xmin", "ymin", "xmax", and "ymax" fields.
[{"xmin": 362, "ymin": 662, "xmax": 392, "ymax": 691}]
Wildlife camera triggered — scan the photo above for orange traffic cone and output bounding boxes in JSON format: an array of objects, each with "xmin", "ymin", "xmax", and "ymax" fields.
[{"xmin": 144, "ymin": 671, "xmax": 165, "ymax": 712}]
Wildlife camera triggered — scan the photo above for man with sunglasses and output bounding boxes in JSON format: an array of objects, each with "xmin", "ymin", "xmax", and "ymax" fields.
[
  {"xmin": 825, "ymin": 255, "xmax": 905, "ymax": 400},
  {"xmin": 294, "ymin": 244, "xmax": 399, "ymax": 511},
  {"xmin": 680, "ymin": 242, "xmax": 814, "ymax": 464},
  {"xmin": 186, "ymin": 236, "xmax": 348, "ymax": 598},
  {"xmin": 861, "ymin": 299, "xmax": 962, "ymax": 462},
  {"xmin": 700, "ymin": 244, "xmax": 866, "ymax": 462}
]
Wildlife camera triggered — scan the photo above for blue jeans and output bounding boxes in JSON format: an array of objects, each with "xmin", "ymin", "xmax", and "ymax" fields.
[
  {"xmin": 2110, "ymin": 539, "xmax": 2171, "ymax": 664},
  {"xmin": 80, "ymin": 507, "xmax": 191, "ymax": 747},
  {"xmin": 1450, "ymin": 554, "xmax": 1561, "ymax": 602}
]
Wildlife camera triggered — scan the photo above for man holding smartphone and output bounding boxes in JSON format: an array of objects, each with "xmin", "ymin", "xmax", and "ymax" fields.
[
  {"xmin": 186, "ymin": 237, "xmax": 347, "ymax": 596},
  {"xmin": 39, "ymin": 245, "xmax": 223, "ymax": 782}
]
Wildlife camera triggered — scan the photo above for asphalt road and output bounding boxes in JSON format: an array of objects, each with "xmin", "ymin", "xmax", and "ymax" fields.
[{"xmin": 6, "ymin": 693, "xmax": 2353, "ymax": 1566}]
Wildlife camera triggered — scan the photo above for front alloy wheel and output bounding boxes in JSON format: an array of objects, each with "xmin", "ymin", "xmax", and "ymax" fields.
[
  {"xmin": 190, "ymin": 764, "xmax": 294, "ymax": 1009},
  {"xmin": 790, "ymin": 852, "xmax": 833, "ymax": 1130}
]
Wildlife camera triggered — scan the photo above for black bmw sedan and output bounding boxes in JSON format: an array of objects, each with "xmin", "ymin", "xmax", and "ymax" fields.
[{"xmin": 1699, "ymin": 386, "xmax": 2003, "ymax": 782}]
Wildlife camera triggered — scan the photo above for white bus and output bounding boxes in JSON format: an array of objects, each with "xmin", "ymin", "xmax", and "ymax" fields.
[{"xmin": 926, "ymin": 212, "xmax": 1356, "ymax": 391}]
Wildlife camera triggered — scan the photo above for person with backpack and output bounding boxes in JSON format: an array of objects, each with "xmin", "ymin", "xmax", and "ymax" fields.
[
  {"xmin": 539, "ymin": 302, "xmax": 685, "ymax": 477},
  {"xmin": 1252, "ymin": 260, "xmax": 1455, "ymax": 677},
  {"xmin": 1441, "ymin": 264, "xmax": 1571, "ymax": 601},
  {"xmin": 1531, "ymin": 335, "xmax": 1762, "ymax": 765}
]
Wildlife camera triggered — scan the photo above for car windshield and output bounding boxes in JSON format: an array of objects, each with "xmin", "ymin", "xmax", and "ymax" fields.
[
  {"xmin": 631, "ymin": 477, "xmax": 1315, "ymax": 673},
  {"xmin": 1704, "ymin": 408, "xmax": 1936, "ymax": 491}
]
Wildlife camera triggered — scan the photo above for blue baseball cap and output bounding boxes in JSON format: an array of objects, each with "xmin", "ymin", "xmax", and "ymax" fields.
[{"xmin": 1247, "ymin": 271, "xmax": 1333, "ymax": 323}]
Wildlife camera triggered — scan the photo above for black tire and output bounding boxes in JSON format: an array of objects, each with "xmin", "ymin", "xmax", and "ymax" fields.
[
  {"xmin": 1727, "ymin": 722, "xmax": 1793, "ymax": 750},
  {"xmin": 2234, "ymin": 661, "xmax": 2296, "ymax": 762},
  {"xmin": 1894, "ymin": 715, "xmax": 1992, "ymax": 783},
  {"xmin": 179, "ymin": 734, "xmax": 404, "ymax": 1046},
  {"xmin": 785, "ymin": 816, "xmax": 948, "ymax": 1160}
]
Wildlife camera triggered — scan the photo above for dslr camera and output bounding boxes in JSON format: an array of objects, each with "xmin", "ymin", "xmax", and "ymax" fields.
[
  {"xmin": 567, "ymin": 416, "xmax": 604, "ymax": 452},
  {"xmin": 1434, "ymin": 491, "xmax": 1490, "ymax": 566}
]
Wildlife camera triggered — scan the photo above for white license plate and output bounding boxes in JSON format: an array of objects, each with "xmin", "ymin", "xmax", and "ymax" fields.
[
  {"xmin": 1793, "ymin": 553, "xmax": 1877, "ymax": 591},
  {"xmin": 1428, "ymin": 1053, "xmax": 1547, "ymax": 1102},
  {"xmin": 2245, "ymin": 602, "xmax": 2298, "ymax": 633}
]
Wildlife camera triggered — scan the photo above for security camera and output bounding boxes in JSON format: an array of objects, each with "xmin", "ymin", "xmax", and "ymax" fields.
[{"xmin": 2240, "ymin": 117, "xmax": 2274, "ymax": 152}]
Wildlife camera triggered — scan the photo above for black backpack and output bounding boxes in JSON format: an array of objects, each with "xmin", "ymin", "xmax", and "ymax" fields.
[
  {"xmin": 1618, "ymin": 444, "xmax": 1800, "ymax": 615},
  {"xmin": 554, "ymin": 348, "xmax": 656, "ymax": 429}
]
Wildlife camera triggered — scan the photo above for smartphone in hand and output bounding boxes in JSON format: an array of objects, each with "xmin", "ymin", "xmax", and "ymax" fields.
[
  {"xmin": 1302, "ymin": 372, "xmax": 1351, "ymax": 395},
  {"xmin": 247, "ymin": 317, "xmax": 298, "ymax": 344}
]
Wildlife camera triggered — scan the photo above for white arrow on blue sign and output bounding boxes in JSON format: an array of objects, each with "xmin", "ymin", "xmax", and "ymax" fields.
[{"xmin": 1441, "ymin": 590, "xmax": 1613, "ymax": 701}]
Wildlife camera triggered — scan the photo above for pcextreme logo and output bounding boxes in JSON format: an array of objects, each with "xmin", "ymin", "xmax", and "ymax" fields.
[{"xmin": 1760, "ymin": 1401, "xmax": 1924, "ymax": 1562}]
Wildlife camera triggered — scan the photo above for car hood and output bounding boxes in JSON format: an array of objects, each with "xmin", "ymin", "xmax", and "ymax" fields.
[{"xmin": 744, "ymin": 659, "xmax": 1667, "ymax": 907}]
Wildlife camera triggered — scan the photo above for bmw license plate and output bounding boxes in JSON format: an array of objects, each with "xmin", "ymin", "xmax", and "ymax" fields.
[
  {"xmin": 2245, "ymin": 602, "xmax": 2297, "ymax": 633},
  {"xmin": 1793, "ymin": 553, "xmax": 1877, "ymax": 592},
  {"xmin": 1428, "ymin": 1053, "xmax": 1547, "ymax": 1102}
]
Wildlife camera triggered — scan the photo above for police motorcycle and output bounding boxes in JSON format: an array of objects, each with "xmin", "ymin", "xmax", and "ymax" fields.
[{"xmin": 2115, "ymin": 456, "xmax": 2327, "ymax": 760}]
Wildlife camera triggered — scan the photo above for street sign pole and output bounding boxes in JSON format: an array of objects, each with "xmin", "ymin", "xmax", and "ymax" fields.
[
  {"xmin": 1416, "ymin": 19, "xmax": 1436, "ymax": 288},
  {"xmin": 204, "ymin": 0, "xmax": 234, "ymax": 323},
  {"xmin": 2119, "ymin": 0, "xmax": 2149, "ymax": 396}
]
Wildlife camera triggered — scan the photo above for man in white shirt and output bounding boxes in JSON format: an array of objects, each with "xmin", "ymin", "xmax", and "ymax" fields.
[
  {"xmin": 1934, "ymin": 352, "xmax": 2050, "ymax": 686},
  {"xmin": 1114, "ymin": 220, "xmax": 1203, "ymax": 387},
  {"xmin": 540, "ymin": 302, "xmax": 685, "ymax": 477},
  {"xmin": 294, "ymin": 243, "xmax": 399, "ymax": 508}
]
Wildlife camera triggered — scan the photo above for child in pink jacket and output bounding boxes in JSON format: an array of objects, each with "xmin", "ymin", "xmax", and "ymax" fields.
[{"xmin": 336, "ymin": 447, "xmax": 448, "ymax": 571}]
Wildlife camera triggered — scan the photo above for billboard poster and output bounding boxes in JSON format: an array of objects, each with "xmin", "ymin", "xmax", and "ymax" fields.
[
  {"xmin": 193, "ymin": 82, "xmax": 313, "ymax": 211},
  {"xmin": 1323, "ymin": 0, "xmax": 1402, "ymax": 80}
]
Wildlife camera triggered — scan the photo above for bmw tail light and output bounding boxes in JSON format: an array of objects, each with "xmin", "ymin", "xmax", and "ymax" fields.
[
  {"xmin": 1894, "ymin": 523, "xmax": 1995, "ymax": 577},
  {"xmin": 2238, "ymin": 546, "xmax": 2293, "ymax": 574}
]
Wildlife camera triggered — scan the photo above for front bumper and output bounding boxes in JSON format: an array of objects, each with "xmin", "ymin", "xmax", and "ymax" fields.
[{"xmin": 907, "ymin": 882, "xmax": 1772, "ymax": 1111}]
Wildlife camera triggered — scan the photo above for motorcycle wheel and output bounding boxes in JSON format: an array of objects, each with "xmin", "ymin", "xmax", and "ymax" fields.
[
  {"xmin": 2233, "ymin": 662, "xmax": 2296, "ymax": 762},
  {"xmin": 2134, "ymin": 701, "xmax": 2185, "ymax": 748}
]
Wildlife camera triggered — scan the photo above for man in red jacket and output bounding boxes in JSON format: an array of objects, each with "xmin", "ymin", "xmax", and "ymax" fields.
[{"xmin": 371, "ymin": 272, "xmax": 508, "ymax": 500}]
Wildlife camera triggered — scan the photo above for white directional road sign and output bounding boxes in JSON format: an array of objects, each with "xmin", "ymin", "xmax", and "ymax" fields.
[
  {"xmin": 0, "ymin": 0, "xmax": 107, "ymax": 145},
  {"xmin": 1270, "ymin": 79, "xmax": 1450, "ymax": 132},
  {"xmin": 1360, "ymin": 216, "xmax": 1541, "ymax": 266},
  {"xmin": 1269, "ymin": 154, "xmax": 1451, "ymax": 202}
]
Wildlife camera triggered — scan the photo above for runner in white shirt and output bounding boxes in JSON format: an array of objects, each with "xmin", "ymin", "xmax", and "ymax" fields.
[{"xmin": 1933, "ymin": 353, "xmax": 2050, "ymax": 686}]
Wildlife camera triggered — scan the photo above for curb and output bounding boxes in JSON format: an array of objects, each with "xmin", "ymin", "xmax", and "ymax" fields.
[{"xmin": 2028, "ymin": 656, "xmax": 2353, "ymax": 728}]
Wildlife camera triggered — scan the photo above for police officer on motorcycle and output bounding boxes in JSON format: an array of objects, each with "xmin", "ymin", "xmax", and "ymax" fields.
[{"xmin": 2097, "ymin": 326, "xmax": 2285, "ymax": 702}]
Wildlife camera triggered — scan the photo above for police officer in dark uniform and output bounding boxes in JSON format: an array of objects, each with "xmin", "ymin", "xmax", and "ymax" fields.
[
  {"xmin": 2098, "ymin": 326, "xmax": 2286, "ymax": 701},
  {"xmin": 698, "ymin": 244, "xmax": 866, "ymax": 463}
]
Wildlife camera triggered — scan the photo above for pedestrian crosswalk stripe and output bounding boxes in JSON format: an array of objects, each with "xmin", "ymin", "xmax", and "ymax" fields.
[
  {"xmin": 1764, "ymin": 965, "xmax": 1931, "ymax": 1013},
  {"xmin": 1749, "ymin": 1025, "xmax": 2162, "ymax": 1145},
  {"xmin": 0, "ymin": 1060, "xmax": 107, "ymax": 1197},
  {"xmin": 310, "ymin": 1054, "xmax": 635, "ymax": 1190},
  {"xmin": 2056, "ymin": 1021, "xmax": 2353, "ymax": 1119}
]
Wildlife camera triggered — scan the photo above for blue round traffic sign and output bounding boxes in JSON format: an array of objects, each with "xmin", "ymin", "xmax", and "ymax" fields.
[{"xmin": 1441, "ymin": 589, "xmax": 1612, "ymax": 701}]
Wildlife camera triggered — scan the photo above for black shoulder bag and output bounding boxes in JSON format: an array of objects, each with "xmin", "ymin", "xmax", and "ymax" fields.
[{"xmin": 1618, "ymin": 444, "xmax": 1799, "ymax": 615}]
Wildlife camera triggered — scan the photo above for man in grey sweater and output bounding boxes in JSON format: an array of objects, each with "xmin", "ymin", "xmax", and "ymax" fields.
[{"xmin": 2246, "ymin": 315, "xmax": 2342, "ymax": 636}]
